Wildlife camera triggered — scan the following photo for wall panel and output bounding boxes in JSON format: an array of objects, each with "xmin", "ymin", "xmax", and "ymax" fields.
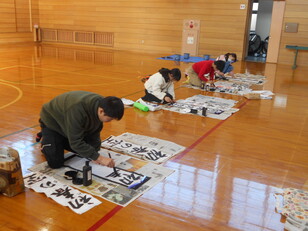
[
  {"xmin": 1, "ymin": 0, "xmax": 306, "ymax": 66},
  {"xmin": 278, "ymin": 1, "xmax": 308, "ymax": 66},
  {"xmin": 37, "ymin": 0, "xmax": 249, "ymax": 59},
  {"xmin": 0, "ymin": 0, "xmax": 16, "ymax": 33},
  {"xmin": 0, "ymin": 0, "xmax": 39, "ymax": 43},
  {"xmin": 15, "ymin": 0, "xmax": 31, "ymax": 32}
]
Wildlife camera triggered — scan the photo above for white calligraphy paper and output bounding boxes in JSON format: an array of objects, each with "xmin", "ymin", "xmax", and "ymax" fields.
[
  {"xmin": 24, "ymin": 172, "xmax": 101, "ymax": 214},
  {"xmin": 162, "ymin": 94, "xmax": 239, "ymax": 120},
  {"xmin": 64, "ymin": 155, "xmax": 149, "ymax": 188},
  {"xmin": 28, "ymin": 150, "xmax": 174, "ymax": 207},
  {"xmin": 101, "ymin": 133, "xmax": 185, "ymax": 164}
]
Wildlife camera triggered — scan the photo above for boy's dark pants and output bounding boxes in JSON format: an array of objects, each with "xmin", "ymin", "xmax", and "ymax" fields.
[
  {"xmin": 40, "ymin": 123, "xmax": 74, "ymax": 169},
  {"xmin": 39, "ymin": 120, "xmax": 100, "ymax": 169}
]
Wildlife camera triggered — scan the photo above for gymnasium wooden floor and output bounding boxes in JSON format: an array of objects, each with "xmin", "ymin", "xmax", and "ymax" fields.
[{"xmin": 0, "ymin": 43, "xmax": 307, "ymax": 231}]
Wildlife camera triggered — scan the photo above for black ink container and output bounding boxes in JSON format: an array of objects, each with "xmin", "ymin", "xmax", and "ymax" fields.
[
  {"xmin": 202, "ymin": 107, "xmax": 207, "ymax": 116},
  {"xmin": 83, "ymin": 161, "xmax": 92, "ymax": 186},
  {"xmin": 190, "ymin": 109, "xmax": 198, "ymax": 114}
]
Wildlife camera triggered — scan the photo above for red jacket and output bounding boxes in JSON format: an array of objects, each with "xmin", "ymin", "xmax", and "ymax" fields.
[{"xmin": 192, "ymin": 60, "xmax": 215, "ymax": 81}]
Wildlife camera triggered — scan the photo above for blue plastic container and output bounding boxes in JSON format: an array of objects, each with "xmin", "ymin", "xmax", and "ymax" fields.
[
  {"xmin": 203, "ymin": 55, "xmax": 210, "ymax": 60},
  {"xmin": 174, "ymin": 54, "xmax": 181, "ymax": 61}
]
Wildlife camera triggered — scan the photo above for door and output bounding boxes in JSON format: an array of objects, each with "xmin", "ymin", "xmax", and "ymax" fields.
[{"xmin": 266, "ymin": 1, "xmax": 286, "ymax": 63}]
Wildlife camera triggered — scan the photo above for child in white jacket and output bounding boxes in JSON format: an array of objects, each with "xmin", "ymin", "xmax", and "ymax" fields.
[{"xmin": 141, "ymin": 68, "xmax": 181, "ymax": 104}]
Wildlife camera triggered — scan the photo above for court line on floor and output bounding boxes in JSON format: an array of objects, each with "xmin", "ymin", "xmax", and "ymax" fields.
[
  {"xmin": 87, "ymin": 99, "xmax": 249, "ymax": 231},
  {"xmin": 172, "ymin": 99, "xmax": 248, "ymax": 161},
  {"xmin": 0, "ymin": 64, "xmax": 133, "ymax": 87},
  {"xmin": 87, "ymin": 205, "xmax": 123, "ymax": 231},
  {"xmin": 0, "ymin": 83, "xmax": 146, "ymax": 140},
  {"xmin": 18, "ymin": 65, "xmax": 134, "ymax": 81},
  {"xmin": 0, "ymin": 65, "xmax": 19, "ymax": 71},
  {"xmin": 0, "ymin": 125, "xmax": 38, "ymax": 139},
  {"xmin": 0, "ymin": 82, "xmax": 23, "ymax": 109},
  {"xmin": 0, "ymin": 77, "xmax": 131, "ymax": 87}
]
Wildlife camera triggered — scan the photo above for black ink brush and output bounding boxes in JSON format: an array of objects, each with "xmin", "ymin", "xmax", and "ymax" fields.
[{"xmin": 108, "ymin": 152, "xmax": 119, "ymax": 176}]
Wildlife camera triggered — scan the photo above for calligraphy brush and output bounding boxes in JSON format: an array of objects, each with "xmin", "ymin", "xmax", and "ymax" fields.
[{"xmin": 108, "ymin": 152, "xmax": 119, "ymax": 176}]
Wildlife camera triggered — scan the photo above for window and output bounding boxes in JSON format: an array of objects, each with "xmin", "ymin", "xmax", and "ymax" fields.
[{"xmin": 250, "ymin": 1, "xmax": 259, "ymax": 31}]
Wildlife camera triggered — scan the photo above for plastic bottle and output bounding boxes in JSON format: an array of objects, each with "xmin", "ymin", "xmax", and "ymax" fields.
[{"xmin": 133, "ymin": 102, "xmax": 149, "ymax": 112}]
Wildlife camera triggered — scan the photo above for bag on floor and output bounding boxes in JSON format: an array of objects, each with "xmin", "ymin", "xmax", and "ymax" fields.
[
  {"xmin": 0, "ymin": 147, "xmax": 25, "ymax": 197},
  {"xmin": 274, "ymin": 188, "xmax": 308, "ymax": 231}
]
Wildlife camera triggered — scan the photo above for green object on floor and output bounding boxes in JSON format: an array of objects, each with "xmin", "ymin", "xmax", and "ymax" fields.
[{"xmin": 133, "ymin": 102, "xmax": 149, "ymax": 112}]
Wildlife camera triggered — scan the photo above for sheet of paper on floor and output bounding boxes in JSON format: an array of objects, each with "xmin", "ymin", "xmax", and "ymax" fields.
[
  {"xmin": 182, "ymin": 73, "xmax": 267, "ymax": 97},
  {"xmin": 161, "ymin": 94, "xmax": 239, "ymax": 120},
  {"xmin": 24, "ymin": 172, "xmax": 101, "ymax": 214},
  {"xmin": 64, "ymin": 155, "xmax": 149, "ymax": 188},
  {"xmin": 28, "ymin": 151, "xmax": 174, "ymax": 207},
  {"xmin": 101, "ymin": 132, "xmax": 185, "ymax": 164}
]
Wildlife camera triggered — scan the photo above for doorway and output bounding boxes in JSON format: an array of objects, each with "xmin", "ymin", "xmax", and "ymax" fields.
[{"xmin": 245, "ymin": 0, "xmax": 273, "ymax": 63}]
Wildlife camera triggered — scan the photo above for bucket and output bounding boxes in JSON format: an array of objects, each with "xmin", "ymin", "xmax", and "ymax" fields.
[
  {"xmin": 174, "ymin": 54, "xmax": 181, "ymax": 61},
  {"xmin": 183, "ymin": 53, "xmax": 190, "ymax": 59},
  {"xmin": 203, "ymin": 54, "xmax": 210, "ymax": 60},
  {"xmin": 0, "ymin": 147, "xmax": 25, "ymax": 197}
]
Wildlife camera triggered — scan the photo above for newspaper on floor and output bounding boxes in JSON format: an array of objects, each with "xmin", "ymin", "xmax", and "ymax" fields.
[
  {"xmin": 101, "ymin": 132, "xmax": 185, "ymax": 164},
  {"xmin": 231, "ymin": 73, "xmax": 266, "ymax": 85},
  {"xmin": 121, "ymin": 98, "xmax": 135, "ymax": 106},
  {"xmin": 24, "ymin": 172, "xmax": 101, "ymax": 214},
  {"xmin": 182, "ymin": 73, "xmax": 267, "ymax": 97},
  {"xmin": 28, "ymin": 150, "xmax": 174, "ymax": 207},
  {"xmin": 182, "ymin": 82, "xmax": 251, "ymax": 96},
  {"xmin": 252, "ymin": 90, "xmax": 274, "ymax": 99},
  {"xmin": 161, "ymin": 94, "xmax": 239, "ymax": 120}
]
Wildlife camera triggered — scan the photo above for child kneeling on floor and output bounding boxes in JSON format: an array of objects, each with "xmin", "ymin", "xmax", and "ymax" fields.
[
  {"xmin": 141, "ymin": 68, "xmax": 181, "ymax": 104},
  {"xmin": 215, "ymin": 53, "xmax": 237, "ymax": 78},
  {"xmin": 185, "ymin": 60, "xmax": 225, "ymax": 88}
]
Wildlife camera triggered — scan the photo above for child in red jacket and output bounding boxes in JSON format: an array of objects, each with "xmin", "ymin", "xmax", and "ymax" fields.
[{"xmin": 186, "ymin": 60, "xmax": 225, "ymax": 88}]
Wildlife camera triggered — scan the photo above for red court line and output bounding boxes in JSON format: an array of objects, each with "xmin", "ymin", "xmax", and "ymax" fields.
[
  {"xmin": 172, "ymin": 119, "xmax": 226, "ymax": 162},
  {"xmin": 173, "ymin": 99, "xmax": 248, "ymax": 162},
  {"xmin": 87, "ymin": 205, "xmax": 123, "ymax": 231},
  {"xmin": 87, "ymin": 99, "xmax": 248, "ymax": 230}
]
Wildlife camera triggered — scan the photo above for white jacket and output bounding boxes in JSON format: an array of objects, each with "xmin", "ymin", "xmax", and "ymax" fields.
[{"xmin": 144, "ymin": 72, "xmax": 175, "ymax": 101}]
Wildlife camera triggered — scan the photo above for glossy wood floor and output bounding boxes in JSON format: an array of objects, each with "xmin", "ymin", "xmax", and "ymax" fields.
[{"xmin": 0, "ymin": 43, "xmax": 307, "ymax": 231}]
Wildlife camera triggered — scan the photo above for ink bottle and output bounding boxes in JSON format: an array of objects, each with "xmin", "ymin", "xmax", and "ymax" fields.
[
  {"xmin": 202, "ymin": 107, "xmax": 207, "ymax": 117},
  {"xmin": 190, "ymin": 109, "xmax": 198, "ymax": 114},
  {"xmin": 83, "ymin": 161, "xmax": 92, "ymax": 186},
  {"xmin": 201, "ymin": 83, "xmax": 205, "ymax": 90}
]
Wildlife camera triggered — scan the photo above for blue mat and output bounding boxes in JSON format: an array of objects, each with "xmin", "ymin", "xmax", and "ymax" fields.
[{"xmin": 157, "ymin": 55, "xmax": 215, "ymax": 63}]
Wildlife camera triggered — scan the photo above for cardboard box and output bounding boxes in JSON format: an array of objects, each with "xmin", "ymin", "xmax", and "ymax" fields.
[
  {"xmin": 250, "ymin": 83, "xmax": 264, "ymax": 90},
  {"xmin": 0, "ymin": 147, "xmax": 25, "ymax": 197},
  {"xmin": 244, "ymin": 93, "xmax": 261, "ymax": 99}
]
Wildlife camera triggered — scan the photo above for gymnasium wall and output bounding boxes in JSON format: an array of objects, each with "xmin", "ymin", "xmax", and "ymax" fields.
[
  {"xmin": 1, "ymin": 0, "xmax": 307, "ymax": 66},
  {"xmin": 0, "ymin": 0, "xmax": 39, "ymax": 44},
  {"xmin": 278, "ymin": 0, "xmax": 308, "ymax": 66},
  {"xmin": 37, "ymin": 0, "xmax": 250, "ymax": 60}
]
